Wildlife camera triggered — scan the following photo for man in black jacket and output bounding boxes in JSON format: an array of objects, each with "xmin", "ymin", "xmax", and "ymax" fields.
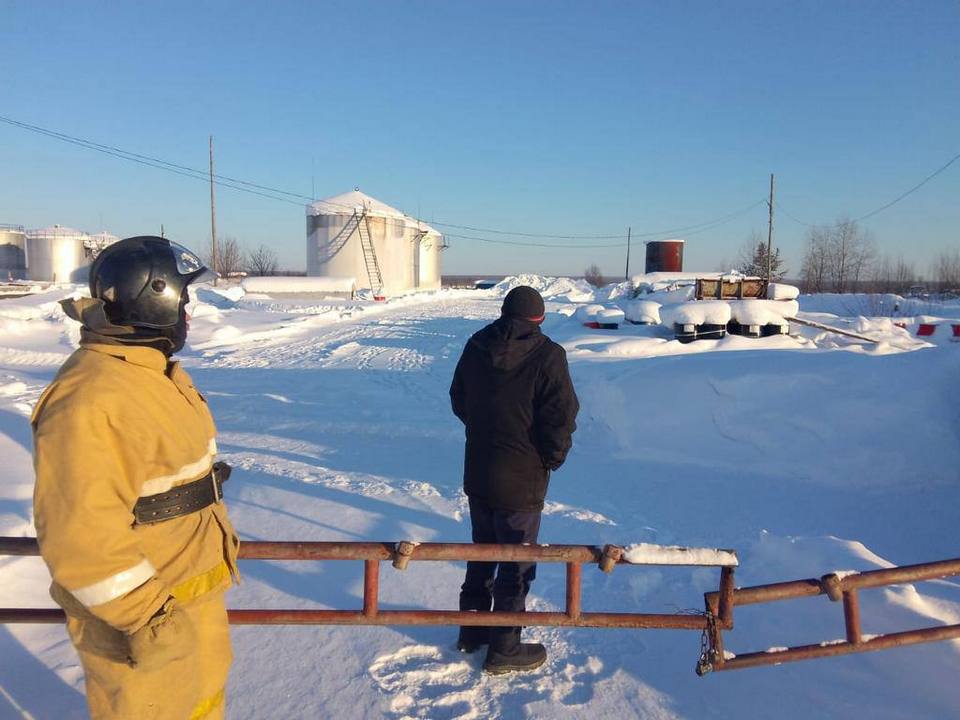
[{"xmin": 450, "ymin": 285, "xmax": 579, "ymax": 674}]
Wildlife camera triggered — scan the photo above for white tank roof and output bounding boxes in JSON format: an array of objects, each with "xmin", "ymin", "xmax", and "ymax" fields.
[
  {"xmin": 28, "ymin": 225, "xmax": 87, "ymax": 238},
  {"xmin": 306, "ymin": 190, "xmax": 441, "ymax": 235}
]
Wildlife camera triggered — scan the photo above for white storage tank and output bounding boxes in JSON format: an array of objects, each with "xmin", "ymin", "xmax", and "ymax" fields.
[
  {"xmin": 0, "ymin": 224, "xmax": 27, "ymax": 280},
  {"xmin": 415, "ymin": 228, "xmax": 444, "ymax": 290},
  {"xmin": 86, "ymin": 231, "xmax": 120, "ymax": 258},
  {"xmin": 306, "ymin": 190, "xmax": 443, "ymax": 296},
  {"xmin": 26, "ymin": 225, "xmax": 91, "ymax": 283}
]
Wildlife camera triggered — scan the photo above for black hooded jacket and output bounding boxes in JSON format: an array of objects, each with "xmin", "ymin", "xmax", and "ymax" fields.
[{"xmin": 450, "ymin": 317, "xmax": 579, "ymax": 512}]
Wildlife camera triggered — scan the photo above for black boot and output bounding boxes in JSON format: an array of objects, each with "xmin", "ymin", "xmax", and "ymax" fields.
[
  {"xmin": 482, "ymin": 628, "xmax": 546, "ymax": 675},
  {"xmin": 456, "ymin": 625, "xmax": 489, "ymax": 653}
]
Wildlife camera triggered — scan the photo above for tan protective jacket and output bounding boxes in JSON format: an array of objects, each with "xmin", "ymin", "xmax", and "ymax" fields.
[{"xmin": 32, "ymin": 337, "xmax": 239, "ymax": 634}]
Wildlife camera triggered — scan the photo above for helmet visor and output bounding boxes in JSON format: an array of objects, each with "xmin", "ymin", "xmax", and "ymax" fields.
[{"xmin": 170, "ymin": 242, "xmax": 218, "ymax": 284}]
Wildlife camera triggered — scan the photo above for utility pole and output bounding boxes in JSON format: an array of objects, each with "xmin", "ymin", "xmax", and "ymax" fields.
[
  {"xmin": 624, "ymin": 227, "xmax": 632, "ymax": 281},
  {"xmin": 766, "ymin": 173, "xmax": 775, "ymax": 284},
  {"xmin": 160, "ymin": 224, "xmax": 165, "ymax": 239},
  {"xmin": 209, "ymin": 135, "xmax": 218, "ymax": 285}
]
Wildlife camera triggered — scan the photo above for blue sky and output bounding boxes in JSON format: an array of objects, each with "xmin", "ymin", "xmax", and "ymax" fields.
[{"xmin": 2, "ymin": 1, "xmax": 958, "ymax": 277}]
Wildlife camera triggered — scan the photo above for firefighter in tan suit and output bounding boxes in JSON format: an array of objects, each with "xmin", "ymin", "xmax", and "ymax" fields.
[{"xmin": 32, "ymin": 236, "xmax": 239, "ymax": 719}]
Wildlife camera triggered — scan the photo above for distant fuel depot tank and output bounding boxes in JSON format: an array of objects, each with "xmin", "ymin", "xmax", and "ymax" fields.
[
  {"xmin": 26, "ymin": 225, "xmax": 90, "ymax": 283},
  {"xmin": 0, "ymin": 224, "xmax": 27, "ymax": 280},
  {"xmin": 644, "ymin": 239, "xmax": 684, "ymax": 273}
]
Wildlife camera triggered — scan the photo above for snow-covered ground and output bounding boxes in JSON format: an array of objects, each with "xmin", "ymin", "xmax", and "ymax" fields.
[{"xmin": 2, "ymin": 279, "xmax": 960, "ymax": 718}]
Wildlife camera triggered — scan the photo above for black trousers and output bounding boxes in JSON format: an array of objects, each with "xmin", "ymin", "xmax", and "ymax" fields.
[{"xmin": 459, "ymin": 496, "xmax": 542, "ymax": 645}]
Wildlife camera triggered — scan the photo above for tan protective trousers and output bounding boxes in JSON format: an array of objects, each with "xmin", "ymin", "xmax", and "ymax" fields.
[{"xmin": 67, "ymin": 592, "xmax": 232, "ymax": 719}]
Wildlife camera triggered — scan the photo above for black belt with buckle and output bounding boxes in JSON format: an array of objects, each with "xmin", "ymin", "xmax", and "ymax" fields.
[{"xmin": 133, "ymin": 462, "xmax": 232, "ymax": 525}]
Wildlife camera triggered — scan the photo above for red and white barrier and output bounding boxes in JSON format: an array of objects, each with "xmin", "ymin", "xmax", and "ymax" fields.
[{"xmin": 911, "ymin": 323, "xmax": 960, "ymax": 340}]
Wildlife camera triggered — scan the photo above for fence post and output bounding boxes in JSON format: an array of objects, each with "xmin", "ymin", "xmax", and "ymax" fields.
[
  {"xmin": 363, "ymin": 560, "xmax": 379, "ymax": 618},
  {"xmin": 566, "ymin": 562, "xmax": 582, "ymax": 620}
]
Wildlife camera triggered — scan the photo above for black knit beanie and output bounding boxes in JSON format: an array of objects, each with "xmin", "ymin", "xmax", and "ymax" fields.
[{"xmin": 501, "ymin": 286, "xmax": 545, "ymax": 321}]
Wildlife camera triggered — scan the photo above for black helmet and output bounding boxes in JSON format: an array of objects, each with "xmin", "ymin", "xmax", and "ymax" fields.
[{"xmin": 89, "ymin": 236, "xmax": 217, "ymax": 328}]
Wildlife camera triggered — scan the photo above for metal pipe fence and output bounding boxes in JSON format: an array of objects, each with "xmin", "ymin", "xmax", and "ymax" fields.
[
  {"xmin": 0, "ymin": 537, "xmax": 735, "ymax": 631},
  {"xmin": 700, "ymin": 557, "xmax": 960, "ymax": 673},
  {"xmin": 8, "ymin": 536, "xmax": 958, "ymax": 675}
]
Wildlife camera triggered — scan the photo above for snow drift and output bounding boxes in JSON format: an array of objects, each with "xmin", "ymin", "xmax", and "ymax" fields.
[{"xmin": 495, "ymin": 274, "xmax": 595, "ymax": 302}]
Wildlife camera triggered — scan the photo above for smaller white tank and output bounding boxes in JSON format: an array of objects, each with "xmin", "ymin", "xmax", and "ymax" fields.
[
  {"xmin": 85, "ymin": 232, "xmax": 120, "ymax": 260},
  {"xmin": 26, "ymin": 225, "xmax": 91, "ymax": 283},
  {"xmin": 0, "ymin": 224, "xmax": 27, "ymax": 280},
  {"xmin": 416, "ymin": 229, "xmax": 443, "ymax": 291}
]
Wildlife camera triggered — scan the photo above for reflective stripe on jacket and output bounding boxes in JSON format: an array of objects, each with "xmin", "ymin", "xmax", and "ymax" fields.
[{"xmin": 32, "ymin": 342, "xmax": 239, "ymax": 633}]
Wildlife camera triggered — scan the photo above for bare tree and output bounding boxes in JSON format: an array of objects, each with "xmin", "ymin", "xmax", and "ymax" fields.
[
  {"xmin": 843, "ymin": 221, "xmax": 876, "ymax": 288},
  {"xmin": 583, "ymin": 263, "xmax": 604, "ymax": 287},
  {"xmin": 205, "ymin": 235, "xmax": 244, "ymax": 277},
  {"xmin": 246, "ymin": 244, "xmax": 279, "ymax": 276},
  {"xmin": 801, "ymin": 219, "xmax": 874, "ymax": 293},
  {"xmin": 873, "ymin": 254, "xmax": 917, "ymax": 293},
  {"xmin": 934, "ymin": 248, "xmax": 960, "ymax": 291},
  {"xmin": 801, "ymin": 226, "xmax": 831, "ymax": 293},
  {"xmin": 871, "ymin": 255, "xmax": 893, "ymax": 293},
  {"xmin": 894, "ymin": 256, "xmax": 917, "ymax": 292}
]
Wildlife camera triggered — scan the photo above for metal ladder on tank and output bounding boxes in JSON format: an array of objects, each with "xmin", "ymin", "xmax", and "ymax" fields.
[
  {"xmin": 355, "ymin": 210, "xmax": 384, "ymax": 298},
  {"xmin": 319, "ymin": 213, "xmax": 361, "ymax": 263}
]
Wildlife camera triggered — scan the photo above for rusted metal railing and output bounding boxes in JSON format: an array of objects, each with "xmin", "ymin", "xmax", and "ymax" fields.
[
  {"xmin": 700, "ymin": 557, "xmax": 960, "ymax": 673},
  {"xmin": 0, "ymin": 537, "xmax": 736, "ymax": 630},
  {"xmin": 6, "ymin": 536, "xmax": 959, "ymax": 674}
]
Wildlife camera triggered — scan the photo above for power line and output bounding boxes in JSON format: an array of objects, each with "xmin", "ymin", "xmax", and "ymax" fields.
[
  {"xmin": 428, "ymin": 199, "xmax": 766, "ymax": 239},
  {"xmin": 0, "ymin": 115, "xmax": 313, "ymax": 203},
  {"xmin": 630, "ymin": 199, "xmax": 767, "ymax": 238},
  {"xmin": 4, "ymin": 114, "xmax": 955, "ymax": 243},
  {"xmin": 855, "ymin": 150, "xmax": 960, "ymax": 221},
  {"xmin": 419, "ymin": 222, "xmax": 624, "ymax": 239},
  {"xmin": 774, "ymin": 201, "xmax": 817, "ymax": 228},
  {"xmin": 4, "ymin": 114, "xmax": 621, "ymax": 236},
  {"xmin": 441, "ymin": 201, "xmax": 765, "ymax": 248},
  {"xmin": 0, "ymin": 115, "xmax": 308, "ymax": 207},
  {"xmin": 0, "ymin": 114, "xmax": 769, "ymax": 245},
  {"xmin": 776, "ymin": 150, "xmax": 960, "ymax": 228},
  {"xmin": 443, "ymin": 232, "xmax": 627, "ymax": 248}
]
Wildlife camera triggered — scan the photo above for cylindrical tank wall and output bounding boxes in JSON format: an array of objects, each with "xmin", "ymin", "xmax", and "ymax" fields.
[
  {"xmin": 0, "ymin": 226, "xmax": 27, "ymax": 280},
  {"xmin": 26, "ymin": 230, "xmax": 91, "ymax": 283},
  {"xmin": 418, "ymin": 233, "xmax": 442, "ymax": 290},
  {"xmin": 307, "ymin": 213, "xmax": 374, "ymax": 287},
  {"xmin": 308, "ymin": 214, "xmax": 359, "ymax": 278},
  {"xmin": 645, "ymin": 240, "xmax": 684, "ymax": 273}
]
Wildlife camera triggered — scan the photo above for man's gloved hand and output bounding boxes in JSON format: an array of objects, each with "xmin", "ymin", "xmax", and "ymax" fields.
[{"xmin": 126, "ymin": 597, "xmax": 196, "ymax": 671}]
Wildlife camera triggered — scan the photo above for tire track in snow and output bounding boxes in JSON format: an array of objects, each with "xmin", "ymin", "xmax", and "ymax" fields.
[{"xmin": 199, "ymin": 294, "xmax": 481, "ymax": 371}]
